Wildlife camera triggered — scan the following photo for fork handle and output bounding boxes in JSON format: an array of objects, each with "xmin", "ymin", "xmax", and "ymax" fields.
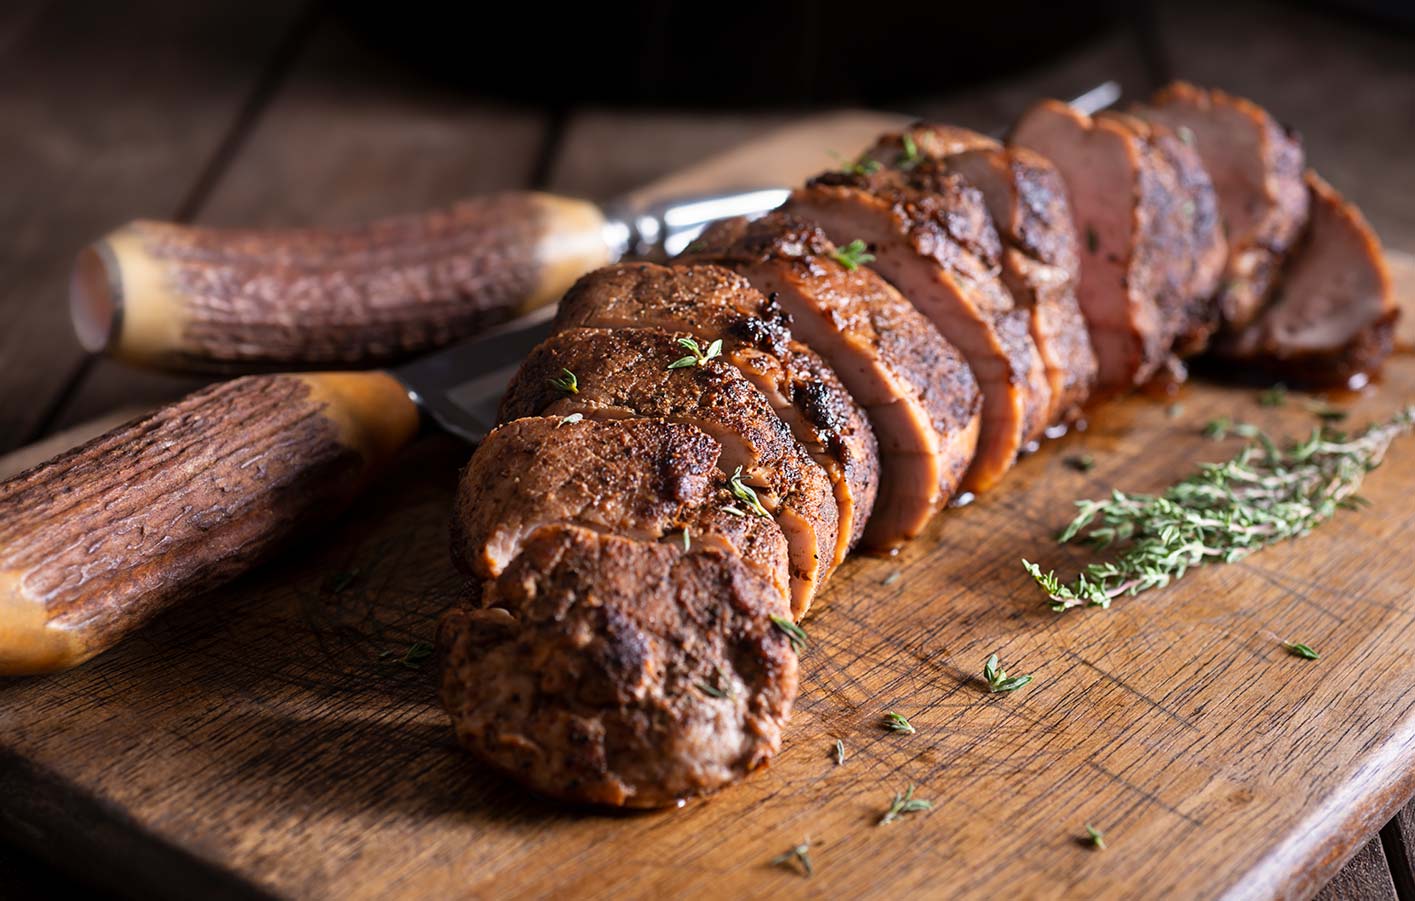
[
  {"xmin": 71, "ymin": 192, "xmax": 612, "ymax": 371},
  {"xmin": 0, "ymin": 371, "xmax": 418, "ymax": 674}
]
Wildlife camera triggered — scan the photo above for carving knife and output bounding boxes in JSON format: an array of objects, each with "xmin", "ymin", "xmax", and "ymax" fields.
[
  {"xmin": 69, "ymin": 84, "xmax": 1119, "ymax": 372},
  {"xmin": 4, "ymin": 84, "xmax": 1121, "ymax": 675}
]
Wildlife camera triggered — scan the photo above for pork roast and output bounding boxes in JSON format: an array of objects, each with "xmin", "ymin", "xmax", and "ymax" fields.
[
  {"xmin": 864, "ymin": 124, "xmax": 1098, "ymax": 424},
  {"xmin": 682, "ymin": 212, "xmax": 981, "ymax": 549},
  {"xmin": 553, "ymin": 262, "xmax": 878, "ymax": 559},
  {"xmin": 451, "ymin": 416, "xmax": 790, "ymax": 603},
  {"xmin": 786, "ymin": 165, "xmax": 1049, "ymax": 493},
  {"xmin": 440, "ymin": 524, "xmax": 797, "ymax": 808},
  {"xmin": 1219, "ymin": 171, "xmax": 1395, "ymax": 387},
  {"xmin": 1140, "ymin": 82, "xmax": 1309, "ymax": 333},
  {"xmin": 498, "ymin": 326, "xmax": 839, "ymax": 617}
]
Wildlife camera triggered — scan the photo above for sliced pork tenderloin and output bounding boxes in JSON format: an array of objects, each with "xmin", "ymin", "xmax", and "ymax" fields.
[
  {"xmin": 553, "ymin": 263, "xmax": 878, "ymax": 558},
  {"xmin": 440, "ymin": 524, "xmax": 797, "ymax": 808},
  {"xmin": 786, "ymin": 165, "xmax": 1049, "ymax": 493},
  {"xmin": 1219, "ymin": 171, "xmax": 1395, "ymax": 387},
  {"xmin": 1139, "ymin": 82, "xmax": 1309, "ymax": 333},
  {"xmin": 1103, "ymin": 111, "xmax": 1227, "ymax": 357},
  {"xmin": 864, "ymin": 124, "xmax": 1097, "ymax": 424},
  {"xmin": 682, "ymin": 212, "xmax": 982, "ymax": 550},
  {"xmin": 498, "ymin": 326, "xmax": 838, "ymax": 618},
  {"xmin": 1012, "ymin": 100, "xmax": 1175, "ymax": 392},
  {"xmin": 451, "ymin": 416, "xmax": 790, "ymax": 604}
]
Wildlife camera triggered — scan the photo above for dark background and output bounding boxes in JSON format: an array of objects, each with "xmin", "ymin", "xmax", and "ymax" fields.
[{"xmin": 1, "ymin": 0, "xmax": 1412, "ymax": 897}]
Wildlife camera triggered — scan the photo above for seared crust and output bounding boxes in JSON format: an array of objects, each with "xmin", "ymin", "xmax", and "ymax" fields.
[
  {"xmin": 451, "ymin": 416, "xmax": 790, "ymax": 603},
  {"xmin": 499, "ymin": 326, "xmax": 839, "ymax": 617},
  {"xmin": 787, "ymin": 165, "xmax": 1049, "ymax": 492},
  {"xmin": 554, "ymin": 263, "xmax": 878, "ymax": 561},
  {"xmin": 439, "ymin": 525, "xmax": 797, "ymax": 808},
  {"xmin": 866, "ymin": 124, "xmax": 1097, "ymax": 424},
  {"xmin": 684, "ymin": 212, "xmax": 981, "ymax": 549},
  {"xmin": 1218, "ymin": 171, "xmax": 1396, "ymax": 387},
  {"xmin": 1144, "ymin": 82, "xmax": 1309, "ymax": 334}
]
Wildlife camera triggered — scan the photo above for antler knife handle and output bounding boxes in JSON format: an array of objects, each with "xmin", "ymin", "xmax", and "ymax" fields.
[
  {"xmin": 0, "ymin": 371, "xmax": 419, "ymax": 675},
  {"xmin": 71, "ymin": 192, "xmax": 612, "ymax": 371}
]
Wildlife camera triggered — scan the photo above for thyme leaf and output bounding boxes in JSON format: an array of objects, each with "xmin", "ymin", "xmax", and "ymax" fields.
[
  {"xmin": 878, "ymin": 785, "xmax": 932, "ymax": 825},
  {"xmin": 834, "ymin": 738, "xmax": 846, "ymax": 765},
  {"xmin": 983, "ymin": 653, "xmax": 1033, "ymax": 693},
  {"xmin": 898, "ymin": 132, "xmax": 921, "ymax": 169},
  {"xmin": 1065, "ymin": 454, "xmax": 1096, "ymax": 473},
  {"xmin": 1085, "ymin": 824, "xmax": 1106, "ymax": 850},
  {"xmin": 770, "ymin": 840, "xmax": 814, "ymax": 877},
  {"xmin": 667, "ymin": 336, "xmax": 723, "ymax": 369},
  {"xmin": 1027, "ymin": 409, "xmax": 1415, "ymax": 611},
  {"xmin": 882, "ymin": 711, "xmax": 916, "ymax": 734},
  {"xmin": 1258, "ymin": 384, "xmax": 1288, "ymax": 407},
  {"xmin": 728, "ymin": 466, "xmax": 772, "ymax": 518},
  {"xmin": 770, "ymin": 615, "xmax": 808, "ymax": 654},
  {"xmin": 830, "ymin": 239, "xmax": 877, "ymax": 271},
  {"xmin": 556, "ymin": 412, "xmax": 583, "ymax": 428},
  {"xmin": 547, "ymin": 368, "xmax": 578, "ymax": 394},
  {"xmin": 1282, "ymin": 641, "xmax": 1320, "ymax": 660},
  {"xmin": 381, "ymin": 640, "xmax": 434, "ymax": 670}
]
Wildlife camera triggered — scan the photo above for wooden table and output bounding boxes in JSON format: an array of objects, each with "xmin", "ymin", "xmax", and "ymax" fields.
[{"xmin": 2, "ymin": 1, "xmax": 1414, "ymax": 897}]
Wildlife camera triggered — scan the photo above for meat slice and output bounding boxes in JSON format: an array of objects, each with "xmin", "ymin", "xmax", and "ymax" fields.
[
  {"xmin": 1104, "ymin": 111, "xmax": 1228, "ymax": 357},
  {"xmin": 1220, "ymin": 171, "xmax": 1395, "ymax": 387},
  {"xmin": 440, "ymin": 524, "xmax": 797, "ymax": 808},
  {"xmin": 1012, "ymin": 100, "xmax": 1174, "ymax": 391},
  {"xmin": 499, "ymin": 326, "xmax": 839, "ymax": 618},
  {"xmin": 864, "ymin": 125, "xmax": 1097, "ymax": 424},
  {"xmin": 682, "ymin": 212, "xmax": 981, "ymax": 549},
  {"xmin": 553, "ymin": 263, "xmax": 878, "ymax": 558},
  {"xmin": 451, "ymin": 416, "xmax": 790, "ymax": 603},
  {"xmin": 786, "ymin": 165, "xmax": 1049, "ymax": 493},
  {"xmin": 1140, "ymin": 82, "xmax": 1309, "ymax": 333}
]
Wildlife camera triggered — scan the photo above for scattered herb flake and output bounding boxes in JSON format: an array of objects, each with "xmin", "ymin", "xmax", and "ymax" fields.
[
  {"xmin": 830, "ymin": 239, "xmax": 876, "ymax": 271},
  {"xmin": 882, "ymin": 711, "xmax": 916, "ymax": 734},
  {"xmin": 1085, "ymin": 225, "xmax": 1099, "ymax": 254},
  {"xmin": 834, "ymin": 739, "xmax": 846, "ymax": 766},
  {"xmin": 697, "ymin": 678, "xmax": 729, "ymax": 699},
  {"xmin": 1085, "ymin": 824, "xmax": 1106, "ymax": 850},
  {"xmin": 681, "ymin": 528, "xmax": 691, "ymax": 552},
  {"xmin": 1258, "ymin": 384, "xmax": 1288, "ymax": 407},
  {"xmin": 1167, "ymin": 403, "xmax": 1184, "ymax": 419},
  {"xmin": 1064, "ymin": 454, "xmax": 1096, "ymax": 473},
  {"xmin": 770, "ymin": 615, "xmax": 808, "ymax": 654},
  {"xmin": 770, "ymin": 840, "xmax": 814, "ymax": 877},
  {"xmin": 1306, "ymin": 401, "xmax": 1348, "ymax": 423},
  {"xmin": 728, "ymin": 466, "xmax": 772, "ymax": 518},
  {"xmin": 1282, "ymin": 641, "xmax": 1320, "ymax": 660},
  {"xmin": 878, "ymin": 785, "xmax": 932, "ymax": 825},
  {"xmin": 849, "ymin": 156, "xmax": 882, "ymax": 176},
  {"xmin": 898, "ymin": 132, "xmax": 921, "ymax": 168},
  {"xmin": 548, "ymin": 368, "xmax": 578, "ymax": 394},
  {"xmin": 557, "ymin": 412, "xmax": 584, "ymax": 428},
  {"xmin": 1026, "ymin": 408, "xmax": 1415, "ymax": 611},
  {"xmin": 882, "ymin": 570, "xmax": 901, "ymax": 586},
  {"xmin": 383, "ymin": 641, "xmax": 434, "ymax": 670},
  {"xmin": 984, "ymin": 653, "xmax": 1033, "ymax": 693}
]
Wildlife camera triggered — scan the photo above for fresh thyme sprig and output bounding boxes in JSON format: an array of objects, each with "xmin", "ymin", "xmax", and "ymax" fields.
[
  {"xmin": 1025, "ymin": 408, "xmax": 1415, "ymax": 611},
  {"xmin": 830, "ymin": 239, "xmax": 876, "ymax": 271},
  {"xmin": 848, "ymin": 156, "xmax": 882, "ymax": 176},
  {"xmin": 882, "ymin": 711, "xmax": 916, "ymax": 734},
  {"xmin": 1282, "ymin": 641, "xmax": 1320, "ymax": 660},
  {"xmin": 984, "ymin": 653, "xmax": 1033, "ymax": 693},
  {"xmin": 770, "ymin": 615, "xmax": 808, "ymax": 654},
  {"xmin": 728, "ymin": 466, "xmax": 771, "ymax": 518},
  {"xmin": 667, "ymin": 336, "xmax": 723, "ymax": 369},
  {"xmin": 547, "ymin": 368, "xmax": 578, "ymax": 394},
  {"xmin": 878, "ymin": 785, "xmax": 932, "ymax": 825},
  {"xmin": 770, "ymin": 840, "xmax": 814, "ymax": 877}
]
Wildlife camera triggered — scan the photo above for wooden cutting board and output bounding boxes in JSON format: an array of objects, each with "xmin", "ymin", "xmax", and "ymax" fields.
[{"xmin": 3, "ymin": 114, "xmax": 1415, "ymax": 901}]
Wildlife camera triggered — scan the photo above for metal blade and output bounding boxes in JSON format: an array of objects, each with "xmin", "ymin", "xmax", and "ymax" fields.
[{"xmin": 391, "ymin": 307, "xmax": 554, "ymax": 443}]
